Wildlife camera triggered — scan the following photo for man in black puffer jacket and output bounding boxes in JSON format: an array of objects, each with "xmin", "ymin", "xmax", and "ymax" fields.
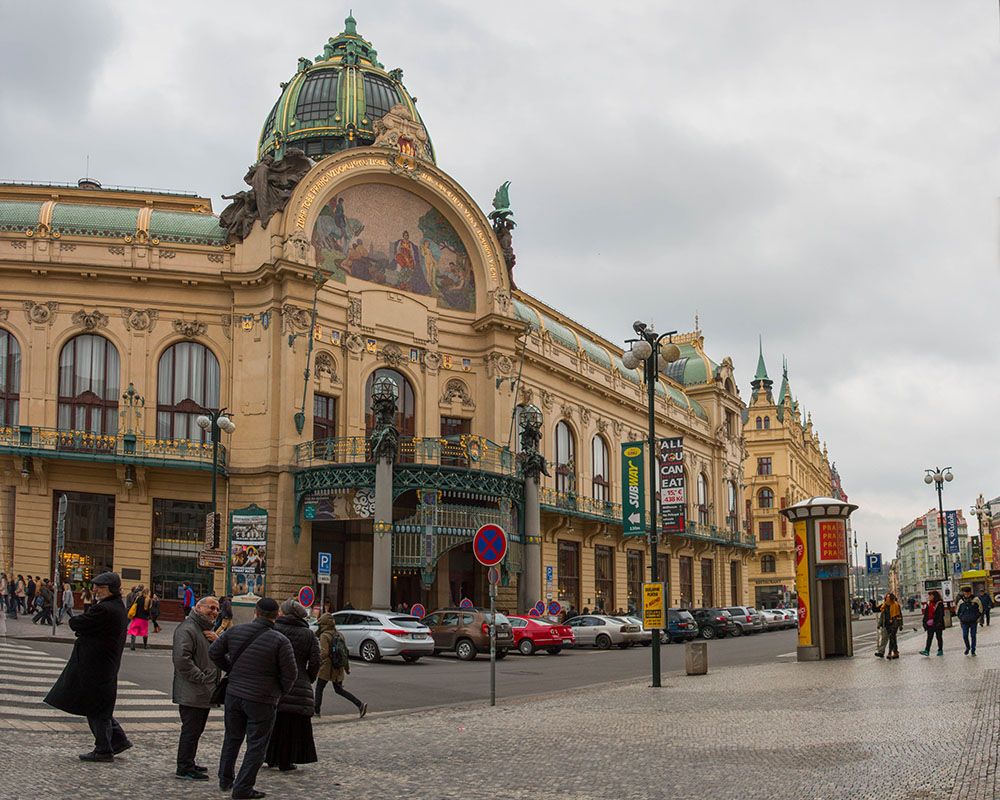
[{"xmin": 209, "ymin": 597, "xmax": 297, "ymax": 799}]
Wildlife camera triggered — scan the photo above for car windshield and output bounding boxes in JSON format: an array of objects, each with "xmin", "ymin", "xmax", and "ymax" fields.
[{"xmin": 388, "ymin": 617, "xmax": 425, "ymax": 628}]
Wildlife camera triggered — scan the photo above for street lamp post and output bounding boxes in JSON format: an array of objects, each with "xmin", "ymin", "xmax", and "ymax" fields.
[
  {"xmin": 196, "ymin": 409, "xmax": 236, "ymax": 519},
  {"xmin": 972, "ymin": 494, "xmax": 989, "ymax": 571},
  {"xmin": 923, "ymin": 467, "xmax": 953, "ymax": 583},
  {"xmin": 622, "ymin": 322, "xmax": 680, "ymax": 689},
  {"xmin": 853, "ymin": 533, "xmax": 859, "ymax": 606}
]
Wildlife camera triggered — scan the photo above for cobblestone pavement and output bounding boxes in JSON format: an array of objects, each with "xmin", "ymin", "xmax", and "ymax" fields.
[{"xmin": 0, "ymin": 624, "xmax": 994, "ymax": 799}]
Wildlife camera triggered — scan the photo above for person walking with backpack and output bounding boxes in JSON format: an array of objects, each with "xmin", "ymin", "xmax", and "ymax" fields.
[
  {"xmin": 979, "ymin": 590, "xmax": 992, "ymax": 627},
  {"xmin": 920, "ymin": 589, "xmax": 946, "ymax": 656},
  {"xmin": 264, "ymin": 599, "xmax": 320, "ymax": 772},
  {"xmin": 956, "ymin": 585, "xmax": 983, "ymax": 656},
  {"xmin": 313, "ymin": 612, "xmax": 366, "ymax": 718}
]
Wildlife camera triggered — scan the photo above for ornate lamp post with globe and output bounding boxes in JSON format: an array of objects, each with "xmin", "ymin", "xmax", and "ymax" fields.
[
  {"xmin": 924, "ymin": 467, "xmax": 953, "ymax": 582},
  {"xmin": 196, "ymin": 409, "xmax": 236, "ymax": 520},
  {"xmin": 621, "ymin": 321, "xmax": 680, "ymax": 688}
]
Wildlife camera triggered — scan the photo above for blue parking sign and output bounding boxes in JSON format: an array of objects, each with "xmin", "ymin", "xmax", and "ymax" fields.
[
  {"xmin": 318, "ymin": 552, "xmax": 331, "ymax": 576},
  {"xmin": 546, "ymin": 565, "xmax": 554, "ymax": 582}
]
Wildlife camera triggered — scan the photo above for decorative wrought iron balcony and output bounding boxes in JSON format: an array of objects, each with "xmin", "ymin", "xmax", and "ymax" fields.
[{"xmin": 0, "ymin": 425, "xmax": 225, "ymax": 471}]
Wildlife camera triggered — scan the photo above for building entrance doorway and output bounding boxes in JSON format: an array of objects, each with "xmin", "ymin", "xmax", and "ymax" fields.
[{"xmin": 310, "ymin": 520, "xmax": 371, "ymax": 611}]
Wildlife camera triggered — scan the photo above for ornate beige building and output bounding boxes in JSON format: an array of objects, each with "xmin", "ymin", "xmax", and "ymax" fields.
[
  {"xmin": 742, "ymin": 348, "xmax": 843, "ymax": 608},
  {"xmin": 0, "ymin": 17, "xmax": 755, "ymax": 618}
]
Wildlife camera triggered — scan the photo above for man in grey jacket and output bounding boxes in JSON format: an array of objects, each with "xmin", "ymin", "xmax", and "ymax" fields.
[
  {"xmin": 209, "ymin": 596, "xmax": 297, "ymax": 799},
  {"xmin": 172, "ymin": 595, "xmax": 220, "ymax": 780}
]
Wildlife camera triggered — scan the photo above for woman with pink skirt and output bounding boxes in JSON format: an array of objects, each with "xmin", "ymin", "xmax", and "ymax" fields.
[{"xmin": 127, "ymin": 589, "xmax": 152, "ymax": 650}]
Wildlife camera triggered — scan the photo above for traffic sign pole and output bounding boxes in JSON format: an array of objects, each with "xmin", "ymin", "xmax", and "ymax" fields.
[{"xmin": 490, "ymin": 575, "xmax": 497, "ymax": 707}]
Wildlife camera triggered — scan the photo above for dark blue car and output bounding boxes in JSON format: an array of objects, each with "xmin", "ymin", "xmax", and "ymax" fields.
[{"xmin": 663, "ymin": 608, "xmax": 699, "ymax": 643}]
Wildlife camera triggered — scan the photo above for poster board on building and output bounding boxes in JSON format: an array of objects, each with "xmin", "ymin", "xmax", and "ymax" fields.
[{"xmin": 229, "ymin": 503, "xmax": 268, "ymax": 602}]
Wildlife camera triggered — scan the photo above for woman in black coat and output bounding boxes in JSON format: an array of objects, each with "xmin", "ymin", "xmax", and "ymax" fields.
[
  {"xmin": 265, "ymin": 599, "xmax": 321, "ymax": 771},
  {"xmin": 920, "ymin": 589, "xmax": 946, "ymax": 656}
]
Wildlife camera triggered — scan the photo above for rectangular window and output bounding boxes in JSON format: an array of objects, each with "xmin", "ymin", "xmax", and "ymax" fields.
[
  {"xmin": 53, "ymin": 491, "xmax": 115, "ymax": 582},
  {"xmin": 151, "ymin": 498, "xmax": 215, "ymax": 601},
  {"xmin": 757, "ymin": 457, "xmax": 772, "ymax": 476},
  {"xmin": 730, "ymin": 561, "xmax": 741, "ymax": 606},
  {"xmin": 626, "ymin": 550, "xmax": 644, "ymax": 612},
  {"xmin": 313, "ymin": 394, "xmax": 337, "ymax": 439},
  {"xmin": 759, "ymin": 521, "xmax": 774, "ymax": 541},
  {"xmin": 679, "ymin": 556, "xmax": 693, "ymax": 608},
  {"xmin": 701, "ymin": 558, "xmax": 714, "ymax": 607},
  {"xmin": 594, "ymin": 545, "xmax": 614, "ymax": 613},
  {"xmin": 557, "ymin": 540, "xmax": 580, "ymax": 612},
  {"xmin": 440, "ymin": 417, "xmax": 471, "ymax": 466}
]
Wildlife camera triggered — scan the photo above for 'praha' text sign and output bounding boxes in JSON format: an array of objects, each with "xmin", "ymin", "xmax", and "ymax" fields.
[
  {"xmin": 815, "ymin": 520, "xmax": 847, "ymax": 564},
  {"xmin": 659, "ymin": 437, "xmax": 685, "ymax": 535},
  {"xmin": 621, "ymin": 442, "xmax": 645, "ymax": 536}
]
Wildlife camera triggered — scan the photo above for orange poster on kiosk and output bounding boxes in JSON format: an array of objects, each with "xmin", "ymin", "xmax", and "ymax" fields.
[
  {"xmin": 794, "ymin": 520, "xmax": 812, "ymax": 647},
  {"xmin": 817, "ymin": 519, "xmax": 847, "ymax": 563}
]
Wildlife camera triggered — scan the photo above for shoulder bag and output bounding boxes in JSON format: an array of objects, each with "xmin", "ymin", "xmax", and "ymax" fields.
[{"xmin": 210, "ymin": 624, "xmax": 269, "ymax": 706}]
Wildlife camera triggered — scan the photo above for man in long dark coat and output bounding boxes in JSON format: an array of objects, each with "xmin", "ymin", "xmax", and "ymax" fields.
[{"xmin": 44, "ymin": 571, "xmax": 131, "ymax": 761}]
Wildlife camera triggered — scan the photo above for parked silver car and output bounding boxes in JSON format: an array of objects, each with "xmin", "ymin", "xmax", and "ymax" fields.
[
  {"xmin": 331, "ymin": 610, "xmax": 435, "ymax": 663},
  {"xmin": 759, "ymin": 609, "xmax": 786, "ymax": 631},
  {"xmin": 724, "ymin": 606, "xmax": 765, "ymax": 634},
  {"xmin": 563, "ymin": 615, "xmax": 640, "ymax": 649},
  {"xmin": 777, "ymin": 608, "xmax": 799, "ymax": 629},
  {"xmin": 622, "ymin": 616, "xmax": 654, "ymax": 646}
]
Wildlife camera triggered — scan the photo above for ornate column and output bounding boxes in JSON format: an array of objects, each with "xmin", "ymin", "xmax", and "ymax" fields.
[
  {"xmin": 369, "ymin": 376, "xmax": 399, "ymax": 611},
  {"xmin": 517, "ymin": 405, "xmax": 546, "ymax": 613}
]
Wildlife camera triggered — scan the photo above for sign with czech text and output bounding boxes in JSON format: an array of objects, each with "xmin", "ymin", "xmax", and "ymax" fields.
[
  {"xmin": 658, "ymin": 437, "xmax": 685, "ymax": 535},
  {"xmin": 945, "ymin": 510, "xmax": 960, "ymax": 554},
  {"xmin": 815, "ymin": 519, "xmax": 847, "ymax": 564},
  {"xmin": 642, "ymin": 582, "xmax": 664, "ymax": 629},
  {"xmin": 621, "ymin": 442, "xmax": 645, "ymax": 536}
]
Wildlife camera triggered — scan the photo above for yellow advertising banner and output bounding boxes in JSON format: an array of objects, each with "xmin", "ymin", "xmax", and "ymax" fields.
[
  {"xmin": 983, "ymin": 532, "xmax": 993, "ymax": 567},
  {"xmin": 643, "ymin": 582, "xmax": 664, "ymax": 629},
  {"xmin": 794, "ymin": 520, "xmax": 812, "ymax": 647}
]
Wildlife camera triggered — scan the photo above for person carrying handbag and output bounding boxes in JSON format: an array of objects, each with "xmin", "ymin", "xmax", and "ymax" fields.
[{"xmin": 920, "ymin": 590, "xmax": 946, "ymax": 656}]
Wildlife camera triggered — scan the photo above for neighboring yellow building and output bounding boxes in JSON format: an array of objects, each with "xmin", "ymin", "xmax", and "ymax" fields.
[
  {"xmin": 742, "ymin": 347, "xmax": 840, "ymax": 608},
  {"xmin": 0, "ymin": 16, "xmax": 756, "ymax": 618}
]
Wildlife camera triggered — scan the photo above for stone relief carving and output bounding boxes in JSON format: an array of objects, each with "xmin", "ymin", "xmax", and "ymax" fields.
[
  {"xmin": 540, "ymin": 390, "xmax": 554, "ymax": 411},
  {"xmin": 59, "ymin": 243, "xmax": 77, "ymax": 251},
  {"xmin": 423, "ymin": 351, "xmax": 441, "ymax": 371},
  {"xmin": 71, "ymin": 309, "xmax": 109, "ymax": 331},
  {"xmin": 207, "ymin": 254, "xmax": 224, "ymax": 263},
  {"xmin": 440, "ymin": 378, "xmax": 475, "ymax": 408},
  {"xmin": 348, "ymin": 298, "xmax": 362, "ymax": 327},
  {"xmin": 221, "ymin": 314, "xmax": 233, "ymax": 341},
  {"xmin": 488, "ymin": 287, "xmax": 511, "ymax": 314},
  {"xmin": 172, "ymin": 319, "xmax": 207, "ymax": 338},
  {"xmin": 108, "ymin": 247, "xmax": 125, "ymax": 256},
  {"xmin": 22, "ymin": 301, "xmax": 58, "ymax": 326},
  {"xmin": 596, "ymin": 418, "xmax": 608, "ymax": 434},
  {"xmin": 612, "ymin": 420, "xmax": 624, "ymax": 436},
  {"xmin": 377, "ymin": 343, "xmax": 405, "ymax": 369},
  {"xmin": 372, "ymin": 102, "xmax": 433, "ymax": 163},
  {"xmin": 281, "ymin": 304, "xmax": 311, "ymax": 333},
  {"xmin": 426, "ymin": 317, "xmax": 439, "ymax": 344},
  {"xmin": 520, "ymin": 386, "xmax": 533, "ymax": 405},
  {"xmin": 219, "ymin": 147, "xmax": 312, "ymax": 244},
  {"xmin": 559, "ymin": 403, "xmax": 574, "ymax": 420},
  {"xmin": 485, "ymin": 352, "xmax": 513, "ymax": 378},
  {"xmin": 121, "ymin": 308, "xmax": 158, "ymax": 332},
  {"xmin": 0, "ymin": 309, "xmax": 6, "ymax": 321},
  {"xmin": 315, "ymin": 351, "xmax": 339, "ymax": 381},
  {"xmin": 345, "ymin": 333, "xmax": 365, "ymax": 354},
  {"xmin": 282, "ymin": 228, "xmax": 312, "ymax": 264},
  {"xmin": 578, "ymin": 406, "xmax": 591, "ymax": 425}
]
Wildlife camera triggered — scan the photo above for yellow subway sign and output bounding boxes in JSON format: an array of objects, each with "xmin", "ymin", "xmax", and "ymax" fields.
[
  {"xmin": 622, "ymin": 442, "xmax": 645, "ymax": 536},
  {"xmin": 643, "ymin": 582, "xmax": 664, "ymax": 629}
]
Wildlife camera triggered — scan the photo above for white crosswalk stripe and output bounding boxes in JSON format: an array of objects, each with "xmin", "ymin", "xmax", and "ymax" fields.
[{"xmin": 0, "ymin": 642, "xmax": 181, "ymax": 724}]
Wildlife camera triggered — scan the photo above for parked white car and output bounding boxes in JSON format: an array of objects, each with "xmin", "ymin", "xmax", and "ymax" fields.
[
  {"xmin": 563, "ymin": 615, "xmax": 640, "ymax": 649},
  {"xmin": 330, "ymin": 610, "xmax": 435, "ymax": 663}
]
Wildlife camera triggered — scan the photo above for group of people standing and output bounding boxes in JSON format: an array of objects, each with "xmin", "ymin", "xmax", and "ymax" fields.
[
  {"xmin": 43, "ymin": 572, "xmax": 365, "ymax": 800},
  {"xmin": 874, "ymin": 586, "xmax": 992, "ymax": 659},
  {"xmin": 0, "ymin": 572, "xmax": 95, "ymax": 623}
]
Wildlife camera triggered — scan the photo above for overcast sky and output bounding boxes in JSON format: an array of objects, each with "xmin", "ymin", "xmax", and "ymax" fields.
[{"xmin": 2, "ymin": 1, "xmax": 998, "ymax": 562}]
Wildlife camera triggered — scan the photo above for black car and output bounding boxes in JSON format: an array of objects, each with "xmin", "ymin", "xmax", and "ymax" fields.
[{"xmin": 691, "ymin": 608, "xmax": 739, "ymax": 639}]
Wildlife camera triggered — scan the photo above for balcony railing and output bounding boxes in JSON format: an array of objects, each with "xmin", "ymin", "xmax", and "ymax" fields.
[
  {"xmin": 0, "ymin": 425, "xmax": 225, "ymax": 469},
  {"xmin": 295, "ymin": 434, "xmax": 516, "ymax": 476}
]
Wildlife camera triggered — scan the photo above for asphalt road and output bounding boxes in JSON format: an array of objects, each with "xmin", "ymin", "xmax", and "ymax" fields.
[{"xmin": 9, "ymin": 613, "xmax": 918, "ymax": 720}]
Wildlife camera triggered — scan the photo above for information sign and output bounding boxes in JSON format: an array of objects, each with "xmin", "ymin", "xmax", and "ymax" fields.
[
  {"xmin": 410, "ymin": 603, "xmax": 425, "ymax": 619},
  {"xmin": 621, "ymin": 442, "xmax": 645, "ymax": 536},
  {"xmin": 473, "ymin": 524, "xmax": 508, "ymax": 567},
  {"xmin": 229, "ymin": 504, "xmax": 268, "ymax": 600},
  {"xmin": 866, "ymin": 553, "xmax": 882, "ymax": 575},
  {"xmin": 317, "ymin": 551, "xmax": 331, "ymax": 585},
  {"xmin": 303, "ymin": 504, "xmax": 317, "ymax": 521},
  {"xmin": 642, "ymin": 582, "xmax": 664, "ymax": 629},
  {"xmin": 546, "ymin": 565, "xmax": 554, "ymax": 582},
  {"xmin": 945, "ymin": 510, "xmax": 960, "ymax": 555},
  {"xmin": 658, "ymin": 437, "xmax": 685, "ymax": 535},
  {"xmin": 298, "ymin": 586, "xmax": 314, "ymax": 608}
]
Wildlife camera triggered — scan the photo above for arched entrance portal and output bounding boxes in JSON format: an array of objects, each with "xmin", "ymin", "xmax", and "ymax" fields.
[{"xmin": 391, "ymin": 540, "xmax": 488, "ymax": 612}]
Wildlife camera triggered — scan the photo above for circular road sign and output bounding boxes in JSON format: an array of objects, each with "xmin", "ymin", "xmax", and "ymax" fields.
[
  {"xmin": 528, "ymin": 607, "xmax": 541, "ymax": 617},
  {"xmin": 410, "ymin": 603, "xmax": 425, "ymax": 619},
  {"xmin": 534, "ymin": 601, "xmax": 546, "ymax": 615},
  {"xmin": 460, "ymin": 597, "xmax": 474, "ymax": 610},
  {"xmin": 548, "ymin": 600, "xmax": 562, "ymax": 617},
  {"xmin": 488, "ymin": 567, "xmax": 500, "ymax": 585},
  {"xmin": 298, "ymin": 586, "xmax": 315, "ymax": 608},
  {"xmin": 473, "ymin": 524, "xmax": 507, "ymax": 567}
]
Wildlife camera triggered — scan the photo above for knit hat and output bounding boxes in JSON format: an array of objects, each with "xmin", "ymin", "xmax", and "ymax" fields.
[{"xmin": 280, "ymin": 598, "xmax": 309, "ymax": 619}]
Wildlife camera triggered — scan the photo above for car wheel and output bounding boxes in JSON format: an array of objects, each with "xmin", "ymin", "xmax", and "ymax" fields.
[
  {"xmin": 596, "ymin": 634, "xmax": 612, "ymax": 650},
  {"xmin": 518, "ymin": 638, "xmax": 536, "ymax": 656},
  {"xmin": 546, "ymin": 647, "xmax": 562, "ymax": 655},
  {"xmin": 401, "ymin": 654, "xmax": 421, "ymax": 663},
  {"xmin": 359, "ymin": 639, "xmax": 381, "ymax": 663},
  {"xmin": 617, "ymin": 642, "xmax": 631, "ymax": 649},
  {"xmin": 701, "ymin": 626, "xmax": 716, "ymax": 640},
  {"xmin": 730, "ymin": 626, "xmax": 742, "ymax": 637},
  {"xmin": 456, "ymin": 639, "xmax": 477, "ymax": 661},
  {"xmin": 495, "ymin": 649, "xmax": 508, "ymax": 660},
  {"xmin": 642, "ymin": 639, "xmax": 651, "ymax": 646}
]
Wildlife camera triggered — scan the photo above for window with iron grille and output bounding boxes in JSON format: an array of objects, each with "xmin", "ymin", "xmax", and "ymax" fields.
[
  {"xmin": 679, "ymin": 556, "xmax": 693, "ymax": 608},
  {"xmin": 701, "ymin": 558, "xmax": 714, "ymax": 607}
]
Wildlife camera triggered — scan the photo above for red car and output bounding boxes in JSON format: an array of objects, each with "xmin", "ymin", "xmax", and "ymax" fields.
[{"xmin": 507, "ymin": 615, "xmax": 576, "ymax": 655}]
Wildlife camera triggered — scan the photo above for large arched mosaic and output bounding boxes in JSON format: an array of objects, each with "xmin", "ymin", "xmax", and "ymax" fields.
[{"xmin": 310, "ymin": 183, "xmax": 475, "ymax": 312}]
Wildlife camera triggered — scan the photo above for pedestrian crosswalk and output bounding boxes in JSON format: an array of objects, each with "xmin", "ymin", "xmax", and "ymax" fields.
[{"xmin": 0, "ymin": 640, "xmax": 181, "ymax": 724}]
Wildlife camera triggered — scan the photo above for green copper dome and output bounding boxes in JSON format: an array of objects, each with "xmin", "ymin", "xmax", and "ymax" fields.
[{"xmin": 257, "ymin": 15, "xmax": 434, "ymax": 164}]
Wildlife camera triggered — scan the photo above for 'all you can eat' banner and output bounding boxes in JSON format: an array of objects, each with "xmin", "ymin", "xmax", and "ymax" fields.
[
  {"xmin": 229, "ymin": 503, "xmax": 268, "ymax": 601},
  {"xmin": 659, "ymin": 437, "xmax": 685, "ymax": 535}
]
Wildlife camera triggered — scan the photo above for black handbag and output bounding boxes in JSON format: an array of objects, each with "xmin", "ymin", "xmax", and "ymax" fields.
[{"xmin": 210, "ymin": 624, "xmax": 269, "ymax": 706}]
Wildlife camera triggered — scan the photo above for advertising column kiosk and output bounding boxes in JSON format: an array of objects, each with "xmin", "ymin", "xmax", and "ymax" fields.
[{"xmin": 781, "ymin": 497, "xmax": 859, "ymax": 662}]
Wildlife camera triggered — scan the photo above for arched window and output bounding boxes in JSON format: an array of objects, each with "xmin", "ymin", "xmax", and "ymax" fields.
[
  {"xmin": 761, "ymin": 555, "xmax": 776, "ymax": 573},
  {"xmin": 591, "ymin": 435, "xmax": 610, "ymax": 502},
  {"xmin": 697, "ymin": 473, "xmax": 709, "ymax": 525},
  {"xmin": 755, "ymin": 417, "xmax": 762, "ymax": 429},
  {"xmin": 58, "ymin": 335, "xmax": 120, "ymax": 434},
  {"xmin": 555, "ymin": 421, "xmax": 575, "ymax": 494},
  {"xmin": 763, "ymin": 416, "xmax": 770, "ymax": 429},
  {"xmin": 727, "ymin": 481, "xmax": 738, "ymax": 531},
  {"xmin": 0, "ymin": 328, "xmax": 21, "ymax": 426},
  {"xmin": 365, "ymin": 369, "xmax": 415, "ymax": 460},
  {"xmin": 157, "ymin": 342, "xmax": 221, "ymax": 440},
  {"xmin": 758, "ymin": 488, "xmax": 774, "ymax": 509}
]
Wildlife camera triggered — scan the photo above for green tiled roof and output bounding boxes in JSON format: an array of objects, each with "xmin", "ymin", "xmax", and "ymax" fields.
[
  {"xmin": 0, "ymin": 201, "xmax": 42, "ymax": 233},
  {"xmin": 612, "ymin": 353, "xmax": 641, "ymax": 385},
  {"xmin": 665, "ymin": 384, "xmax": 690, "ymax": 413},
  {"xmin": 579, "ymin": 336, "xmax": 611, "ymax": 369},
  {"xmin": 513, "ymin": 298, "xmax": 541, "ymax": 332},
  {"xmin": 689, "ymin": 397, "xmax": 708, "ymax": 421},
  {"xmin": 538, "ymin": 312, "xmax": 578, "ymax": 351},
  {"xmin": 51, "ymin": 204, "xmax": 137, "ymax": 238},
  {"xmin": 150, "ymin": 210, "xmax": 226, "ymax": 246}
]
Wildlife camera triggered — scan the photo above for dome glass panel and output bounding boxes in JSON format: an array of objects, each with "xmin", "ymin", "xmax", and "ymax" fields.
[
  {"xmin": 361, "ymin": 73, "xmax": 399, "ymax": 127},
  {"xmin": 295, "ymin": 70, "xmax": 340, "ymax": 122}
]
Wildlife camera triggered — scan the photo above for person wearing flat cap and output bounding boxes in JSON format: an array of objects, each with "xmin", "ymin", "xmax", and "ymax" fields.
[{"xmin": 44, "ymin": 571, "xmax": 131, "ymax": 762}]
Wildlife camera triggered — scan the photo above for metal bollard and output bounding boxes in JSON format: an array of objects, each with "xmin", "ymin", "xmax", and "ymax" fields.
[{"xmin": 685, "ymin": 641, "xmax": 708, "ymax": 675}]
